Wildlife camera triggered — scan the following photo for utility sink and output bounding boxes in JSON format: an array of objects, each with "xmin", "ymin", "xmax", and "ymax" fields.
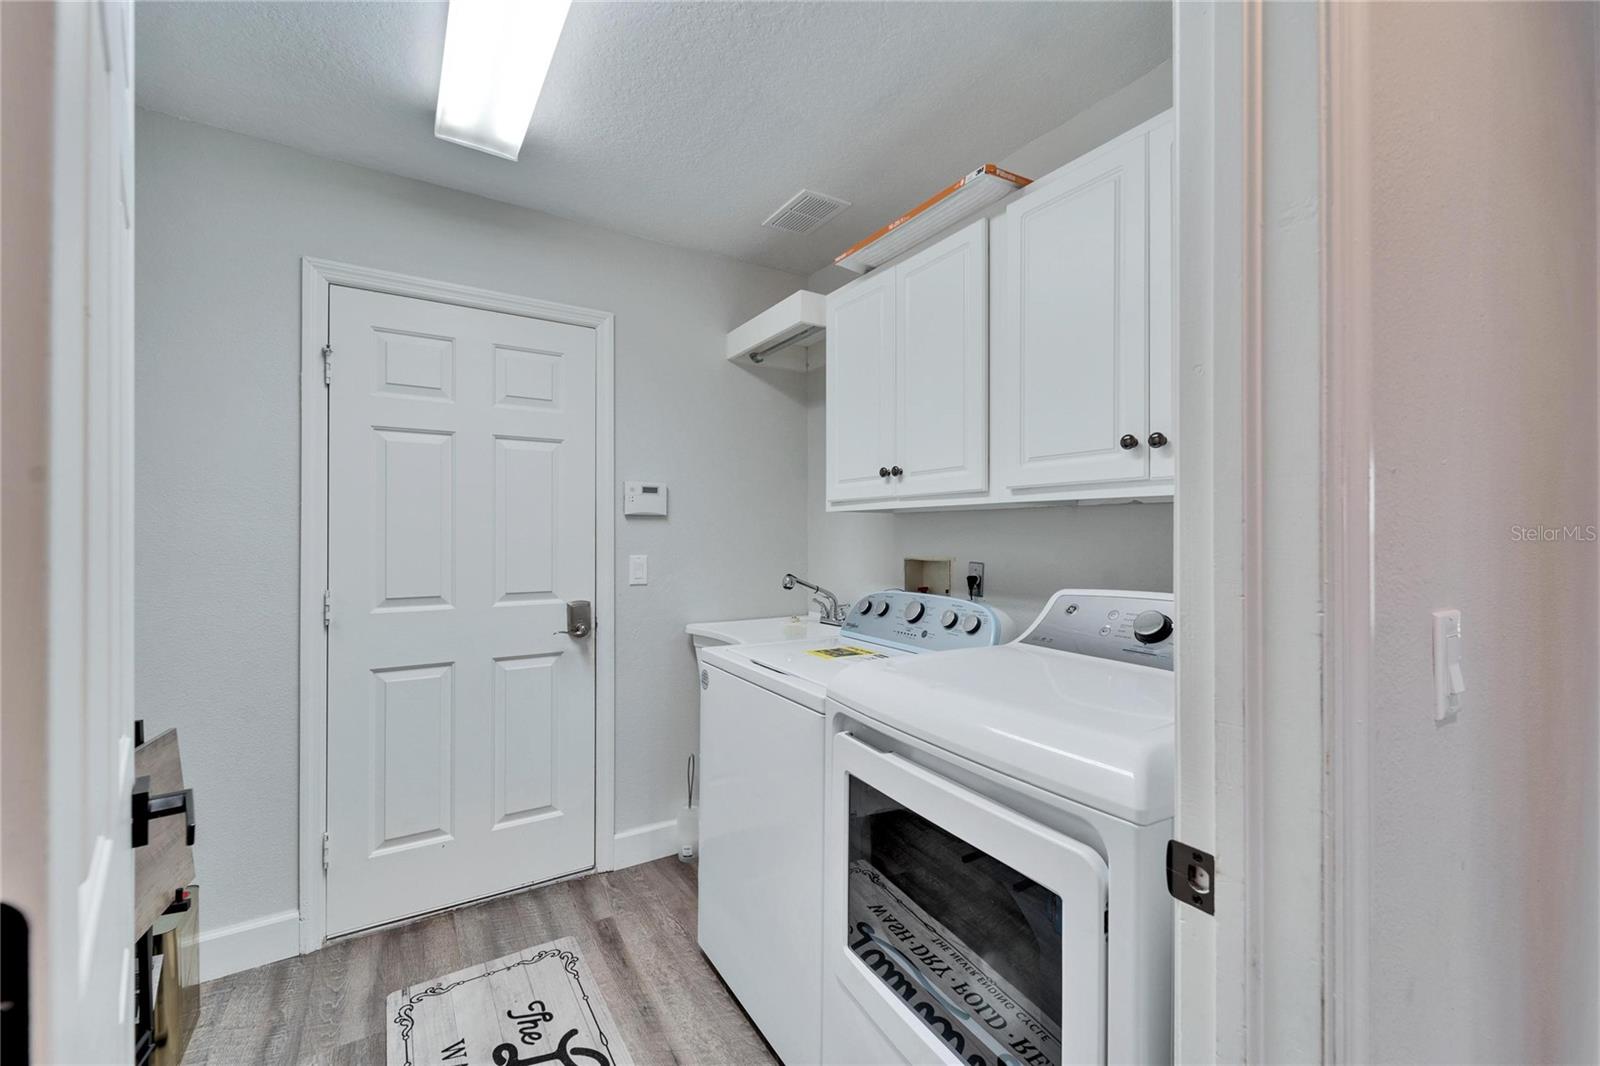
[{"xmin": 684, "ymin": 614, "xmax": 836, "ymax": 649}]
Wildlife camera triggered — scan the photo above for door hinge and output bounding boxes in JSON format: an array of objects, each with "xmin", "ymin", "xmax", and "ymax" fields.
[
  {"xmin": 322, "ymin": 589, "xmax": 332, "ymax": 629},
  {"xmin": 1166, "ymin": 839, "xmax": 1215, "ymax": 915},
  {"xmin": 322, "ymin": 832, "xmax": 330, "ymax": 872},
  {"xmin": 321, "ymin": 344, "xmax": 332, "ymax": 385}
]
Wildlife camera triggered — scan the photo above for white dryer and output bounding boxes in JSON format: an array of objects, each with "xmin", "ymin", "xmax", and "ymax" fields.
[
  {"xmin": 821, "ymin": 589, "xmax": 1175, "ymax": 1066},
  {"xmin": 697, "ymin": 591, "xmax": 1011, "ymax": 1066}
]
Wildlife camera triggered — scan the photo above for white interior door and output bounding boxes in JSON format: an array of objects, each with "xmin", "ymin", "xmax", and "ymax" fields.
[
  {"xmin": 23, "ymin": 2, "xmax": 141, "ymax": 1061},
  {"xmin": 894, "ymin": 218, "xmax": 989, "ymax": 500},
  {"xmin": 826, "ymin": 269, "xmax": 899, "ymax": 503},
  {"xmin": 997, "ymin": 134, "xmax": 1149, "ymax": 490},
  {"xmin": 324, "ymin": 286, "xmax": 598, "ymax": 936}
]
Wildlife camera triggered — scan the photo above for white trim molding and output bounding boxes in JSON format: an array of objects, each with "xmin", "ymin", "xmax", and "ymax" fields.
[
  {"xmin": 611, "ymin": 819, "xmax": 679, "ymax": 870},
  {"xmin": 1321, "ymin": 2, "xmax": 1375, "ymax": 1061},
  {"xmin": 1173, "ymin": 0, "xmax": 1244, "ymax": 1057},
  {"xmin": 1174, "ymin": 2, "xmax": 1329, "ymax": 1060},
  {"xmin": 199, "ymin": 909, "xmax": 301, "ymax": 983},
  {"xmin": 297, "ymin": 257, "xmax": 618, "ymax": 953}
]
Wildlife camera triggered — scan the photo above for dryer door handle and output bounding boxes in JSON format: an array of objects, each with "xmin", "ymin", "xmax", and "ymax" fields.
[{"xmin": 832, "ymin": 732, "xmax": 1108, "ymax": 886}]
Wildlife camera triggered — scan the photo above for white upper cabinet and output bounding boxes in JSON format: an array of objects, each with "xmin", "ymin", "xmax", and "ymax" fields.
[
  {"xmin": 894, "ymin": 220, "xmax": 988, "ymax": 499},
  {"xmin": 826, "ymin": 267, "xmax": 898, "ymax": 502},
  {"xmin": 823, "ymin": 111, "xmax": 1173, "ymax": 512},
  {"xmin": 994, "ymin": 130, "xmax": 1150, "ymax": 492},
  {"xmin": 826, "ymin": 218, "xmax": 988, "ymax": 506}
]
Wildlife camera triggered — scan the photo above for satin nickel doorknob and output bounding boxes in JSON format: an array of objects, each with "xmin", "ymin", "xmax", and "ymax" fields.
[
  {"xmin": 1148, "ymin": 431, "xmax": 1169, "ymax": 449},
  {"xmin": 1119, "ymin": 434, "xmax": 1139, "ymax": 450},
  {"xmin": 554, "ymin": 600, "xmax": 593, "ymax": 638}
]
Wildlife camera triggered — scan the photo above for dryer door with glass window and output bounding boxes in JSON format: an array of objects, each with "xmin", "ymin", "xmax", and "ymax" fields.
[{"xmin": 825, "ymin": 731, "xmax": 1108, "ymax": 1066}]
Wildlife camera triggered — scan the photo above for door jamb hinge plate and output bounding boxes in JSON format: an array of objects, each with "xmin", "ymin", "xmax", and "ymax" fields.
[
  {"xmin": 322, "ymin": 589, "xmax": 332, "ymax": 629},
  {"xmin": 321, "ymin": 344, "xmax": 332, "ymax": 385},
  {"xmin": 1166, "ymin": 839, "xmax": 1215, "ymax": 915},
  {"xmin": 322, "ymin": 832, "xmax": 330, "ymax": 872}
]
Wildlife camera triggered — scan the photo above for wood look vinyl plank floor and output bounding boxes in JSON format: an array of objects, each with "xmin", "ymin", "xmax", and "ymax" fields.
[{"xmin": 181, "ymin": 858, "xmax": 779, "ymax": 1066}]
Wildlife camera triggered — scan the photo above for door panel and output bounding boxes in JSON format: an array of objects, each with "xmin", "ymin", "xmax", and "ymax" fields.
[
  {"xmin": 1147, "ymin": 119, "xmax": 1176, "ymax": 481},
  {"xmin": 998, "ymin": 135, "xmax": 1149, "ymax": 490},
  {"xmin": 826, "ymin": 271, "xmax": 898, "ymax": 503},
  {"xmin": 35, "ymin": 3, "xmax": 139, "ymax": 1060},
  {"xmin": 326, "ymin": 287, "xmax": 597, "ymax": 936},
  {"xmin": 895, "ymin": 220, "xmax": 988, "ymax": 499}
]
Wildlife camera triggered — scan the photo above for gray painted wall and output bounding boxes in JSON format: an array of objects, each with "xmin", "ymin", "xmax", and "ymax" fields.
[
  {"xmin": 1366, "ymin": 6, "xmax": 1598, "ymax": 1061},
  {"xmin": 135, "ymin": 111, "xmax": 807, "ymax": 933},
  {"xmin": 803, "ymin": 62, "xmax": 1175, "ymax": 620}
]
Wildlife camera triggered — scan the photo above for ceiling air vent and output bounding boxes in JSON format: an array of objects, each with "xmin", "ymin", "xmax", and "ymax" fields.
[{"xmin": 762, "ymin": 188, "xmax": 851, "ymax": 235}]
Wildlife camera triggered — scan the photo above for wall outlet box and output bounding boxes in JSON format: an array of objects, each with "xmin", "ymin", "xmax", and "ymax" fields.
[
  {"xmin": 903, "ymin": 557, "xmax": 953, "ymax": 595},
  {"xmin": 624, "ymin": 481, "xmax": 668, "ymax": 516}
]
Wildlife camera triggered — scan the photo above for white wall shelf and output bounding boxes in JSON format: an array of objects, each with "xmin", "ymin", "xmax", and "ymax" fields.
[{"xmin": 726, "ymin": 290, "xmax": 826, "ymax": 371}]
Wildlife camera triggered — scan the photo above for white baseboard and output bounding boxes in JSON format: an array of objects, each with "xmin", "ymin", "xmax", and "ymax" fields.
[
  {"xmin": 197, "ymin": 825, "xmax": 676, "ymax": 983},
  {"xmin": 611, "ymin": 818, "xmax": 679, "ymax": 869},
  {"xmin": 198, "ymin": 908, "xmax": 300, "ymax": 982}
]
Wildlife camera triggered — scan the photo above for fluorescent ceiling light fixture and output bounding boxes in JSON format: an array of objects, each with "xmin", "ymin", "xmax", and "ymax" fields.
[{"xmin": 435, "ymin": 0, "xmax": 572, "ymax": 161}]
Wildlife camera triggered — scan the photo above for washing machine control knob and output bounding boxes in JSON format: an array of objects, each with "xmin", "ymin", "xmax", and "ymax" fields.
[
  {"xmin": 903, "ymin": 601, "xmax": 925, "ymax": 623},
  {"xmin": 858, "ymin": 599, "xmax": 874, "ymax": 615},
  {"xmin": 1133, "ymin": 610, "xmax": 1173, "ymax": 644},
  {"xmin": 940, "ymin": 609, "xmax": 960, "ymax": 629},
  {"xmin": 961, "ymin": 614, "xmax": 983, "ymax": 635},
  {"xmin": 875, "ymin": 600, "xmax": 891, "ymax": 617}
]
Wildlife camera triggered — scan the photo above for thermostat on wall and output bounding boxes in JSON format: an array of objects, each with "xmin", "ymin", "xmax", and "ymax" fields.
[{"xmin": 624, "ymin": 481, "xmax": 668, "ymax": 517}]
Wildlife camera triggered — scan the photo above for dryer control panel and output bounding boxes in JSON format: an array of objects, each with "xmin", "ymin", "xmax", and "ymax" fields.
[
  {"xmin": 841, "ymin": 591, "xmax": 1006, "ymax": 653},
  {"xmin": 1018, "ymin": 589, "xmax": 1176, "ymax": 670}
]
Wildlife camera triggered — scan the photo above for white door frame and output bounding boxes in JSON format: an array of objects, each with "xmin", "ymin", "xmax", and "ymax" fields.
[
  {"xmin": 1174, "ymin": 1, "xmax": 1331, "ymax": 1061},
  {"xmin": 296, "ymin": 257, "xmax": 617, "ymax": 953},
  {"xmin": 1320, "ymin": 2, "xmax": 1376, "ymax": 1060}
]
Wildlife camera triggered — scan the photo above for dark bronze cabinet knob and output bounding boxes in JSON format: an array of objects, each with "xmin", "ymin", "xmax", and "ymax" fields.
[
  {"xmin": 890, "ymin": 465, "xmax": 903, "ymax": 477},
  {"xmin": 879, "ymin": 466, "xmax": 891, "ymax": 478},
  {"xmin": 1148, "ymin": 431, "xmax": 1169, "ymax": 449},
  {"xmin": 1119, "ymin": 434, "xmax": 1139, "ymax": 450}
]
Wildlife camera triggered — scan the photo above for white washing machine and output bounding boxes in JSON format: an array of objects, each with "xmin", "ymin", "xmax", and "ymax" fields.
[
  {"xmin": 820, "ymin": 589, "xmax": 1175, "ymax": 1066},
  {"xmin": 697, "ymin": 591, "xmax": 1011, "ymax": 1066}
]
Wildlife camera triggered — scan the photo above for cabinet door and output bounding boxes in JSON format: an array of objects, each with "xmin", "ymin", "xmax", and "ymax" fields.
[
  {"xmin": 826, "ymin": 269, "xmax": 898, "ymax": 503},
  {"xmin": 997, "ymin": 134, "xmax": 1148, "ymax": 490},
  {"xmin": 1147, "ymin": 117, "xmax": 1176, "ymax": 481},
  {"xmin": 894, "ymin": 219, "xmax": 988, "ymax": 499}
]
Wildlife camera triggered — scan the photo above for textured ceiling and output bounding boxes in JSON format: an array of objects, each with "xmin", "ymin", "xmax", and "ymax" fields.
[{"xmin": 136, "ymin": 1, "xmax": 1170, "ymax": 275}]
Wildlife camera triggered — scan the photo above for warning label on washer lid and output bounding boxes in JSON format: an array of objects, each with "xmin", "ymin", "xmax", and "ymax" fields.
[{"xmin": 805, "ymin": 645, "xmax": 886, "ymax": 660}]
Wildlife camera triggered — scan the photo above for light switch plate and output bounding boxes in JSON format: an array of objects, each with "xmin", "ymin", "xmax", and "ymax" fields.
[
  {"xmin": 628, "ymin": 555, "xmax": 648, "ymax": 586},
  {"xmin": 1432, "ymin": 608, "xmax": 1464, "ymax": 722}
]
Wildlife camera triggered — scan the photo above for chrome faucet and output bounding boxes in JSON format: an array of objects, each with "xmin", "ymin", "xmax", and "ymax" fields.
[{"xmin": 783, "ymin": 573, "xmax": 847, "ymax": 626}]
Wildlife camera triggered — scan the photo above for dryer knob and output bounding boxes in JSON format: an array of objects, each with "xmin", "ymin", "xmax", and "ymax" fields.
[
  {"xmin": 961, "ymin": 614, "xmax": 983, "ymax": 635},
  {"xmin": 903, "ymin": 601, "xmax": 925, "ymax": 623},
  {"xmin": 940, "ymin": 609, "xmax": 960, "ymax": 629},
  {"xmin": 1133, "ymin": 610, "xmax": 1174, "ymax": 644}
]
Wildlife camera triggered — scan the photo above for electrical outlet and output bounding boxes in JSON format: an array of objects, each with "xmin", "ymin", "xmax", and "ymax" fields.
[
  {"xmin": 629, "ymin": 555, "xmax": 648, "ymax": 586},
  {"xmin": 966, "ymin": 561, "xmax": 985, "ymax": 599}
]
